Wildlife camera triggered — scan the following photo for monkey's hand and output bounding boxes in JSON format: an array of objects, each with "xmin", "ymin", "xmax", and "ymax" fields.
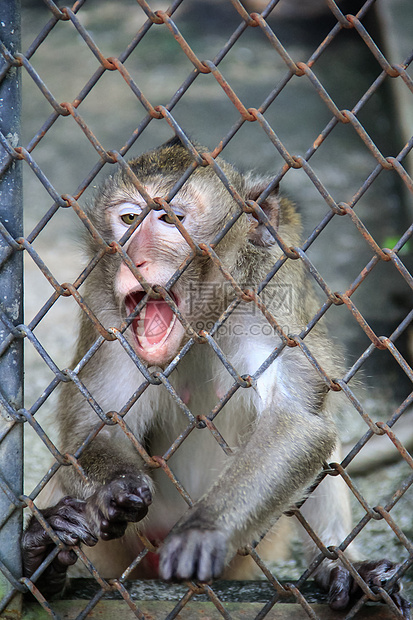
[
  {"xmin": 329, "ymin": 560, "xmax": 410, "ymax": 619},
  {"xmin": 159, "ymin": 528, "xmax": 228, "ymax": 582},
  {"xmin": 22, "ymin": 496, "xmax": 98, "ymax": 597},
  {"xmin": 86, "ymin": 474, "xmax": 152, "ymax": 541}
]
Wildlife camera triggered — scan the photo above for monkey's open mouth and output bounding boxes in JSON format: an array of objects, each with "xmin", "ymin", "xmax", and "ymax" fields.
[{"xmin": 125, "ymin": 291, "xmax": 177, "ymax": 352}]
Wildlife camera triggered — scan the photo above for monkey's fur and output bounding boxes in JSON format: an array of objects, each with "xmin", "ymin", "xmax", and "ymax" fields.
[{"xmin": 22, "ymin": 138, "xmax": 410, "ymax": 617}]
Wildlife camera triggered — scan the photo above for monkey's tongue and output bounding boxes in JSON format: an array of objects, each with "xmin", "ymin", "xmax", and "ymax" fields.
[{"xmin": 136, "ymin": 300, "xmax": 175, "ymax": 347}]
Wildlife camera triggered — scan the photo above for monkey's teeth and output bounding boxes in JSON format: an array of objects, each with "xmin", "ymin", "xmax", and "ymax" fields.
[{"xmin": 136, "ymin": 319, "xmax": 145, "ymax": 337}]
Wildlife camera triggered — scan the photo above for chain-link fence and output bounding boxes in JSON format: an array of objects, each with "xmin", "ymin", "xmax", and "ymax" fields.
[{"xmin": 0, "ymin": 0, "xmax": 412, "ymax": 618}]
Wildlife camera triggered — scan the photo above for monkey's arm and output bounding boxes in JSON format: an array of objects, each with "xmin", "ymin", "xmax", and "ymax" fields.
[
  {"xmin": 159, "ymin": 401, "xmax": 335, "ymax": 582},
  {"xmin": 300, "ymin": 459, "xmax": 410, "ymax": 617},
  {"xmin": 22, "ymin": 434, "xmax": 152, "ymax": 596},
  {"xmin": 160, "ymin": 398, "xmax": 410, "ymax": 618}
]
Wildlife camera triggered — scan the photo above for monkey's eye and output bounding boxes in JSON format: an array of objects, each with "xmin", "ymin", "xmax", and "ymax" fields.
[
  {"xmin": 120, "ymin": 212, "xmax": 140, "ymax": 226},
  {"xmin": 159, "ymin": 212, "xmax": 185, "ymax": 225}
]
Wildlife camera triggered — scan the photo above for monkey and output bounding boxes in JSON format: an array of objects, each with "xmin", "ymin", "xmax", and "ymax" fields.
[{"xmin": 22, "ymin": 137, "xmax": 410, "ymax": 617}]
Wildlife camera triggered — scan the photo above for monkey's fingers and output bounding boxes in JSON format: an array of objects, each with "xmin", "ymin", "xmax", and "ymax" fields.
[
  {"xmin": 108, "ymin": 491, "xmax": 150, "ymax": 522},
  {"xmin": 390, "ymin": 592, "xmax": 411, "ymax": 619},
  {"xmin": 99, "ymin": 504, "xmax": 145, "ymax": 540},
  {"xmin": 356, "ymin": 560, "xmax": 411, "ymax": 620},
  {"xmin": 85, "ymin": 476, "xmax": 152, "ymax": 540},
  {"xmin": 99, "ymin": 516, "xmax": 128, "ymax": 541},
  {"xmin": 29, "ymin": 551, "xmax": 78, "ymax": 599},
  {"xmin": 56, "ymin": 549, "xmax": 78, "ymax": 567},
  {"xmin": 159, "ymin": 529, "xmax": 227, "ymax": 583},
  {"xmin": 22, "ymin": 502, "xmax": 95, "ymax": 581},
  {"xmin": 328, "ymin": 566, "xmax": 352, "ymax": 610},
  {"xmin": 329, "ymin": 560, "xmax": 411, "ymax": 619},
  {"xmin": 22, "ymin": 521, "xmax": 54, "ymax": 557},
  {"xmin": 46, "ymin": 497, "xmax": 98, "ymax": 547},
  {"xmin": 116, "ymin": 485, "xmax": 152, "ymax": 509},
  {"xmin": 47, "ymin": 516, "xmax": 98, "ymax": 548},
  {"xmin": 22, "ymin": 496, "xmax": 98, "ymax": 571},
  {"xmin": 104, "ymin": 479, "xmax": 152, "ymax": 522},
  {"xmin": 355, "ymin": 558, "xmax": 400, "ymax": 588}
]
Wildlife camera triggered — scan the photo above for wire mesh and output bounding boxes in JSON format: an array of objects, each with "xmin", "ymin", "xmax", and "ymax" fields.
[{"xmin": 0, "ymin": 0, "xmax": 412, "ymax": 618}]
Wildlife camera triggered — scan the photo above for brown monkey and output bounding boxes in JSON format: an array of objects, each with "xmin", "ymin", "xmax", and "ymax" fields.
[{"xmin": 22, "ymin": 137, "xmax": 410, "ymax": 616}]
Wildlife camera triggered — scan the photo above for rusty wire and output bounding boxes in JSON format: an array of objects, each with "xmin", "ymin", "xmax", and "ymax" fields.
[{"xmin": 0, "ymin": 0, "xmax": 412, "ymax": 618}]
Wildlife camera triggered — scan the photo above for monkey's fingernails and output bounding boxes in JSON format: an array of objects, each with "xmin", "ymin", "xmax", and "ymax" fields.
[
  {"xmin": 65, "ymin": 526, "xmax": 97, "ymax": 546},
  {"xmin": 100, "ymin": 518, "xmax": 111, "ymax": 530},
  {"xmin": 82, "ymin": 532, "xmax": 98, "ymax": 546},
  {"xmin": 68, "ymin": 532, "xmax": 79, "ymax": 543}
]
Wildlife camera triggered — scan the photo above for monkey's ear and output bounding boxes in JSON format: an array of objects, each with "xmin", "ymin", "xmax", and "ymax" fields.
[{"xmin": 246, "ymin": 182, "xmax": 280, "ymax": 247}]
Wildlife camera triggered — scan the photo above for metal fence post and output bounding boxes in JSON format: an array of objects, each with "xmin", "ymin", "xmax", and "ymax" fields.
[{"xmin": 0, "ymin": 0, "xmax": 23, "ymax": 617}]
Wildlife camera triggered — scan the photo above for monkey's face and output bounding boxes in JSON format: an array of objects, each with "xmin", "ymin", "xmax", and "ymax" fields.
[
  {"xmin": 108, "ymin": 183, "xmax": 213, "ymax": 366},
  {"xmin": 102, "ymin": 158, "xmax": 249, "ymax": 367}
]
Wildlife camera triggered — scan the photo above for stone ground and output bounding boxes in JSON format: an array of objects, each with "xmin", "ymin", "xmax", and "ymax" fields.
[{"xmin": 20, "ymin": 0, "xmax": 413, "ymax": 602}]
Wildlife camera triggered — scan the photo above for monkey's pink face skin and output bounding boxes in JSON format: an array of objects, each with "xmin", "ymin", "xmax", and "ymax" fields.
[{"xmin": 110, "ymin": 198, "xmax": 190, "ymax": 366}]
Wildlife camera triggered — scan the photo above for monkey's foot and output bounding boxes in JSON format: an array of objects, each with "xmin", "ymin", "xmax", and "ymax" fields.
[
  {"xmin": 159, "ymin": 528, "xmax": 228, "ymax": 582},
  {"xmin": 22, "ymin": 496, "xmax": 98, "ymax": 597},
  {"xmin": 329, "ymin": 560, "xmax": 410, "ymax": 619},
  {"xmin": 87, "ymin": 474, "xmax": 152, "ymax": 541}
]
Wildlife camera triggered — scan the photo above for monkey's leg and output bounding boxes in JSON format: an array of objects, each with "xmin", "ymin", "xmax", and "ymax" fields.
[
  {"xmin": 299, "ymin": 451, "xmax": 410, "ymax": 617},
  {"xmin": 159, "ymin": 405, "xmax": 336, "ymax": 583},
  {"xmin": 338, "ymin": 560, "xmax": 411, "ymax": 619},
  {"xmin": 298, "ymin": 446, "xmax": 354, "ymax": 588},
  {"xmin": 326, "ymin": 560, "xmax": 411, "ymax": 618},
  {"xmin": 22, "ymin": 497, "xmax": 98, "ymax": 597}
]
